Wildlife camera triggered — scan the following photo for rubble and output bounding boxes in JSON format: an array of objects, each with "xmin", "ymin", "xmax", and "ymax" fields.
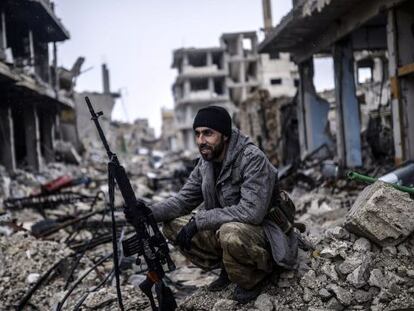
[
  {"xmin": 179, "ymin": 223, "xmax": 414, "ymax": 311},
  {"xmin": 345, "ymin": 181, "xmax": 414, "ymax": 246},
  {"xmin": 54, "ymin": 140, "xmax": 82, "ymax": 165},
  {"xmin": 0, "ymin": 150, "xmax": 209, "ymax": 309},
  {"xmin": 0, "ymin": 232, "xmax": 72, "ymax": 309},
  {"xmin": 177, "ymin": 171, "xmax": 414, "ymax": 311},
  {"xmin": 1, "ymin": 124, "xmax": 414, "ymax": 311}
]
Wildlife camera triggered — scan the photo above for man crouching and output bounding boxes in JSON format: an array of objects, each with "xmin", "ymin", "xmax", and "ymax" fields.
[{"xmin": 126, "ymin": 106, "xmax": 299, "ymax": 303}]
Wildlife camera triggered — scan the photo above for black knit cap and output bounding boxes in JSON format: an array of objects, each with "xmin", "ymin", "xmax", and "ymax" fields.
[{"xmin": 193, "ymin": 106, "xmax": 232, "ymax": 137}]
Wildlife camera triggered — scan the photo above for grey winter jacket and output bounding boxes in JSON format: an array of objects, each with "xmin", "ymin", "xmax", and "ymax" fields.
[{"xmin": 151, "ymin": 129, "xmax": 298, "ymax": 269}]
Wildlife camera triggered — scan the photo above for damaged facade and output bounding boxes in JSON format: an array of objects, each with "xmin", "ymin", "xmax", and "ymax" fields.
[
  {"xmin": 171, "ymin": 31, "xmax": 298, "ymax": 152},
  {"xmin": 230, "ymin": 29, "xmax": 300, "ymax": 166},
  {"xmin": 238, "ymin": 91, "xmax": 300, "ymax": 166},
  {"xmin": 259, "ymin": 0, "xmax": 414, "ymax": 167},
  {"xmin": 0, "ymin": 0, "xmax": 73, "ymax": 172},
  {"xmin": 172, "ymin": 47, "xmax": 232, "ymax": 151},
  {"xmin": 111, "ymin": 118, "xmax": 156, "ymax": 155},
  {"xmin": 220, "ymin": 32, "xmax": 260, "ymax": 106}
]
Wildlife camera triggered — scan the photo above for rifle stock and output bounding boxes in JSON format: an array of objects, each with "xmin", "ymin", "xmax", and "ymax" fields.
[{"xmin": 85, "ymin": 96, "xmax": 177, "ymax": 311}]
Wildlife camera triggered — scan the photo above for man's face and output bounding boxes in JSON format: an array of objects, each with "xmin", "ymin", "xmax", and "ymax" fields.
[{"xmin": 194, "ymin": 127, "xmax": 228, "ymax": 161}]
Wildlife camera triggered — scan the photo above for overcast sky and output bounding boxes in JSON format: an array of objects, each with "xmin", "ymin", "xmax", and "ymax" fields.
[{"xmin": 54, "ymin": 0, "xmax": 334, "ymax": 136}]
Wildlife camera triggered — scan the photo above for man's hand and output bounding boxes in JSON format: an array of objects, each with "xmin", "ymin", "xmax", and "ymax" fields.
[
  {"xmin": 124, "ymin": 199, "xmax": 147, "ymax": 224},
  {"xmin": 176, "ymin": 218, "xmax": 198, "ymax": 251}
]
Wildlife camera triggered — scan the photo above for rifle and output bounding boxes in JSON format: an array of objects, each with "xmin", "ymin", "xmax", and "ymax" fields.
[
  {"xmin": 85, "ymin": 96, "xmax": 177, "ymax": 311},
  {"xmin": 3, "ymin": 191, "xmax": 98, "ymax": 210},
  {"xmin": 4, "ymin": 174, "xmax": 96, "ymax": 210}
]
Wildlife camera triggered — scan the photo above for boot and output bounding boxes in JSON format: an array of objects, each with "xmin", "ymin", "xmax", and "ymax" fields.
[
  {"xmin": 233, "ymin": 283, "xmax": 263, "ymax": 304},
  {"xmin": 207, "ymin": 267, "xmax": 231, "ymax": 292}
]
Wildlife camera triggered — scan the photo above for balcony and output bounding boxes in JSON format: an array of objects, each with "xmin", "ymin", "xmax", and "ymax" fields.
[
  {"xmin": 177, "ymin": 66, "xmax": 227, "ymax": 81},
  {"xmin": 6, "ymin": 0, "xmax": 70, "ymax": 42},
  {"xmin": 182, "ymin": 64, "xmax": 224, "ymax": 75},
  {"xmin": 176, "ymin": 92, "xmax": 230, "ymax": 106}
]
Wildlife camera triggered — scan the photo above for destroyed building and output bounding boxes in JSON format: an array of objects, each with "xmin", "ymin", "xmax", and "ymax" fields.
[
  {"xmin": 111, "ymin": 118, "xmax": 156, "ymax": 155},
  {"xmin": 221, "ymin": 31, "xmax": 298, "ymax": 105},
  {"xmin": 220, "ymin": 32, "xmax": 260, "ymax": 106},
  {"xmin": 171, "ymin": 31, "xmax": 298, "ymax": 152},
  {"xmin": 172, "ymin": 47, "xmax": 233, "ymax": 151},
  {"xmin": 2, "ymin": 1, "xmax": 414, "ymax": 310},
  {"xmin": 0, "ymin": 0, "xmax": 74, "ymax": 172},
  {"xmin": 239, "ymin": 91, "xmax": 300, "ymax": 166},
  {"xmin": 259, "ymin": 0, "xmax": 414, "ymax": 167},
  {"xmin": 225, "ymin": 28, "xmax": 300, "ymax": 166}
]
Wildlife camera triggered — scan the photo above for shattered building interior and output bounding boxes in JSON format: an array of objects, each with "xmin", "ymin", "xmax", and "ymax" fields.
[
  {"xmin": 259, "ymin": 0, "xmax": 414, "ymax": 168},
  {"xmin": 0, "ymin": 0, "xmax": 73, "ymax": 172},
  {"xmin": 1, "ymin": 0, "xmax": 414, "ymax": 310}
]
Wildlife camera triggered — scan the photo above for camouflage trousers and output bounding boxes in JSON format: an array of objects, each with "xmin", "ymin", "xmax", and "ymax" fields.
[{"xmin": 163, "ymin": 215, "xmax": 273, "ymax": 289}]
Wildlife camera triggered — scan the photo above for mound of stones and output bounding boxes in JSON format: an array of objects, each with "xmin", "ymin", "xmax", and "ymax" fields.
[{"xmin": 179, "ymin": 181, "xmax": 414, "ymax": 311}]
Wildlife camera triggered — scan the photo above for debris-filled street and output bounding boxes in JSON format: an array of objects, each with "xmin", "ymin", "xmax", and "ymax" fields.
[
  {"xmin": 1, "ymin": 0, "xmax": 414, "ymax": 311},
  {"xmin": 1, "ymin": 137, "xmax": 414, "ymax": 310}
]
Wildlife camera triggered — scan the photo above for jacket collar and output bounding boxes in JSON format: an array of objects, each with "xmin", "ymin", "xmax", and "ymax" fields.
[{"xmin": 199, "ymin": 129, "xmax": 252, "ymax": 184}]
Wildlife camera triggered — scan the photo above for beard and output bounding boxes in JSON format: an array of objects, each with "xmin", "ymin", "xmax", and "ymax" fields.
[{"xmin": 198, "ymin": 136, "xmax": 226, "ymax": 161}]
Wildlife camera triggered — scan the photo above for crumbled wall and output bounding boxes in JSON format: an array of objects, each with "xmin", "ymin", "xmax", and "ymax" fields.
[{"xmin": 238, "ymin": 89, "xmax": 299, "ymax": 166}]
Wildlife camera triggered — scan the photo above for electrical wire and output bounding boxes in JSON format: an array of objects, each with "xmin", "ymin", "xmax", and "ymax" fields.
[
  {"xmin": 72, "ymin": 269, "xmax": 115, "ymax": 311},
  {"xmin": 55, "ymin": 252, "xmax": 113, "ymax": 311}
]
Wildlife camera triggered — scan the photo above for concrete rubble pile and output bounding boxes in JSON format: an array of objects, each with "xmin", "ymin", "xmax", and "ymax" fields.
[
  {"xmin": 1, "ymin": 146, "xmax": 414, "ymax": 310},
  {"xmin": 179, "ymin": 179, "xmax": 414, "ymax": 311},
  {"xmin": 0, "ymin": 148, "xmax": 213, "ymax": 310}
]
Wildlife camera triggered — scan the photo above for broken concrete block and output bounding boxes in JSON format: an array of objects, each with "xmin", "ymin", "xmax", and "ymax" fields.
[
  {"xmin": 212, "ymin": 299, "xmax": 236, "ymax": 311},
  {"xmin": 353, "ymin": 237, "xmax": 371, "ymax": 252},
  {"xmin": 320, "ymin": 247, "xmax": 336, "ymax": 258},
  {"xmin": 368, "ymin": 269, "xmax": 386, "ymax": 288},
  {"xmin": 320, "ymin": 241, "xmax": 348, "ymax": 258},
  {"xmin": 337, "ymin": 255, "xmax": 363, "ymax": 275},
  {"xmin": 321, "ymin": 263, "xmax": 339, "ymax": 281},
  {"xmin": 345, "ymin": 181, "xmax": 414, "ymax": 246},
  {"xmin": 326, "ymin": 297, "xmax": 344, "ymax": 311},
  {"xmin": 382, "ymin": 246, "xmax": 397, "ymax": 255},
  {"xmin": 302, "ymin": 287, "xmax": 313, "ymax": 303},
  {"xmin": 397, "ymin": 244, "xmax": 410, "ymax": 257},
  {"xmin": 346, "ymin": 256, "xmax": 371, "ymax": 288},
  {"xmin": 54, "ymin": 140, "xmax": 82, "ymax": 165},
  {"xmin": 354, "ymin": 289, "xmax": 373, "ymax": 303},
  {"xmin": 326, "ymin": 284, "xmax": 352, "ymax": 306},
  {"xmin": 300, "ymin": 270, "xmax": 317, "ymax": 289},
  {"xmin": 384, "ymin": 271, "xmax": 406, "ymax": 286},
  {"xmin": 406, "ymin": 270, "xmax": 414, "ymax": 278},
  {"xmin": 325, "ymin": 226, "xmax": 350, "ymax": 240},
  {"xmin": 319, "ymin": 288, "xmax": 333, "ymax": 301},
  {"xmin": 254, "ymin": 294, "xmax": 274, "ymax": 311}
]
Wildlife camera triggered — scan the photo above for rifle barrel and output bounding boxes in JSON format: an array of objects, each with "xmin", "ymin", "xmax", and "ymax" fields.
[{"xmin": 85, "ymin": 96, "xmax": 115, "ymax": 161}]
